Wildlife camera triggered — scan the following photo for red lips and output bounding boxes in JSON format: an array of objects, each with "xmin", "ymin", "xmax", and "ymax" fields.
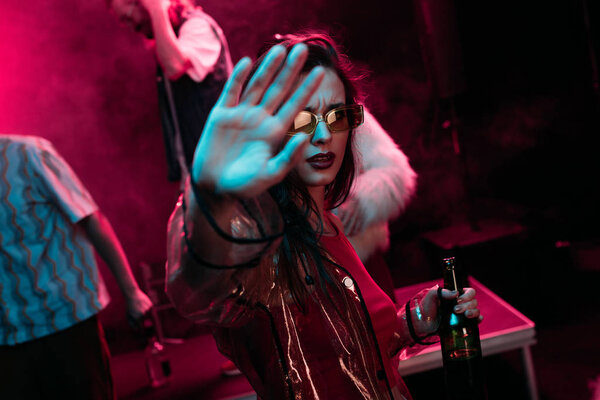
[{"xmin": 306, "ymin": 152, "xmax": 335, "ymax": 169}]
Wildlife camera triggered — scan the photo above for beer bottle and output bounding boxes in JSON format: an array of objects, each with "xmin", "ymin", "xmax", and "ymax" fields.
[
  {"xmin": 140, "ymin": 316, "xmax": 171, "ymax": 388},
  {"xmin": 439, "ymin": 257, "xmax": 486, "ymax": 400}
]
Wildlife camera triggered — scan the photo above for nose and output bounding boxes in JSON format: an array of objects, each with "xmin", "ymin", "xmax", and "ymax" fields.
[{"xmin": 311, "ymin": 117, "xmax": 332, "ymax": 145}]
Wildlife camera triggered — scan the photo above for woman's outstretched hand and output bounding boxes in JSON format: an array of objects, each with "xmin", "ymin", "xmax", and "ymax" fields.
[{"xmin": 191, "ymin": 44, "xmax": 325, "ymax": 198}]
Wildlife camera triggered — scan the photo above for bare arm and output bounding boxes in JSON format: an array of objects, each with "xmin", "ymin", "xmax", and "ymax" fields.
[
  {"xmin": 79, "ymin": 211, "xmax": 152, "ymax": 320},
  {"xmin": 142, "ymin": 0, "xmax": 192, "ymax": 80}
]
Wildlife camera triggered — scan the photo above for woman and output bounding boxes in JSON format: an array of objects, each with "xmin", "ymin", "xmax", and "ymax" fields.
[{"xmin": 166, "ymin": 33, "xmax": 481, "ymax": 399}]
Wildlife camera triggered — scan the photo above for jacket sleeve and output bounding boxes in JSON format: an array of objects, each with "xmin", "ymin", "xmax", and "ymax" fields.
[{"xmin": 165, "ymin": 182, "xmax": 282, "ymax": 326}]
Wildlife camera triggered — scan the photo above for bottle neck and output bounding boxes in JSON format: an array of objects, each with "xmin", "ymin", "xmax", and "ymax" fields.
[{"xmin": 443, "ymin": 265, "xmax": 460, "ymax": 292}]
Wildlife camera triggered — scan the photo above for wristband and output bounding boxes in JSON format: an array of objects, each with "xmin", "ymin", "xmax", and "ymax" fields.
[{"xmin": 405, "ymin": 299, "xmax": 440, "ymax": 346}]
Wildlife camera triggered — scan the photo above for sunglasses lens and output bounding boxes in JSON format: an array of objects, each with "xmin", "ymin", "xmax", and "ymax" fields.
[
  {"xmin": 326, "ymin": 106, "xmax": 363, "ymax": 132},
  {"xmin": 288, "ymin": 105, "xmax": 364, "ymax": 135},
  {"xmin": 289, "ymin": 111, "xmax": 315, "ymax": 134}
]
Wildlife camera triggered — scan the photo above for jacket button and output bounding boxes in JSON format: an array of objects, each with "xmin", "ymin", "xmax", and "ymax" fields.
[{"xmin": 342, "ymin": 276, "xmax": 354, "ymax": 288}]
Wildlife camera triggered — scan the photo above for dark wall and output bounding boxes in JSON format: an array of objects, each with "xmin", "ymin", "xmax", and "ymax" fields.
[{"xmin": 1, "ymin": 0, "xmax": 598, "ymax": 344}]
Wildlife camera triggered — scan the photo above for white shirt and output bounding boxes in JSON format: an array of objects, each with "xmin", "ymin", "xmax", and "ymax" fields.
[{"xmin": 178, "ymin": 9, "xmax": 233, "ymax": 82}]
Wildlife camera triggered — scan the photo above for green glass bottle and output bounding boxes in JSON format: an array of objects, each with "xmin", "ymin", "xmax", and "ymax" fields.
[{"xmin": 439, "ymin": 257, "xmax": 487, "ymax": 400}]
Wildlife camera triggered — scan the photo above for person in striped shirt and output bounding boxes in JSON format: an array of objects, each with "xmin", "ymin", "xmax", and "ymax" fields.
[{"xmin": 0, "ymin": 134, "xmax": 152, "ymax": 399}]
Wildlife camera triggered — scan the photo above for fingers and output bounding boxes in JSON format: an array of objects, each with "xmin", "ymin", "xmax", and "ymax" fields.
[
  {"xmin": 216, "ymin": 57, "xmax": 252, "ymax": 108},
  {"xmin": 265, "ymin": 134, "xmax": 310, "ymax": 184},
  {"xmin": 463, "ymin": 308, "xmax": 481, "ymax": 319},
  {"xmin": 453, "ymin": 287, "xmax": 481, "ymax": 320},
  {"xmin": 420, "ymin": 285, "xmax": 482, "ymax": 322},
  {"xmin": 260, "ymin": 43, "xmax": 309, "ymax": 113},
  {"xmin": 421, "ymin": 285, "xmax": 443, "ymax": 311},
  {"xmin": 439, "ymin": 287, "xmax": 476, "ymax": 302},
  {"xmin": 454, "ymin": 299, "xmax": 478, "ymax": 312},
  {"xmin": 457, "ymin": 287, "xmax": 476, "ymax": 303},
  {"xmin": 126, "ymin": 307, "xmax": 145, "ymax": 322},
  {"xmin": 240, "ymin": 45, "xmax": 287, "ymax": 105},
  {"xmin": 439, "ymin": 287, "xmax": 459, "ymax": 301},
  {"xmin": 276, "ymin": 66, "xmax": 325, "ymax": 134},
  {"xmin": 453, "ymin": 303, "xmax": 481, "ymax": 320}
]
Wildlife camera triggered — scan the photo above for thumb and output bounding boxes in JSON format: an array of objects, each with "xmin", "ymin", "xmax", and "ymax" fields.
[
  {"xmin": 265, "ymin": 134, "xmax": 310, "ymax": 182},
  {"xmin": 421, "ymin": 285, "xmax": 442, "ymax": 313}
]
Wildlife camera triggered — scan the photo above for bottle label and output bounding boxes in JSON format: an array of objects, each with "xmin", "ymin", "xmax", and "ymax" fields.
[{"xmin": 442, "ymin": 324, "xmax": 480, "ymax": 360}]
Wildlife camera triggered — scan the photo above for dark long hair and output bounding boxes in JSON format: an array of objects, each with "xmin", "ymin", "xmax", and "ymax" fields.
[{"xmin": 248, "ymin": 32, "xmax": 366, "ymax": 310}]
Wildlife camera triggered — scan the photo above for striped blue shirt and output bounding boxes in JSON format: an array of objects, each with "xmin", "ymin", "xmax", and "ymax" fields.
[{"xmin": 0, "ymin": 135, "xmax": 110, "ymax": 345}]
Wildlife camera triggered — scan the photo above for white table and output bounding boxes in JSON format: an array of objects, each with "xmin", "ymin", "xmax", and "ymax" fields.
[{"xmin": 395, "ymin": 276, "xmax": 538, "ymax": 400}]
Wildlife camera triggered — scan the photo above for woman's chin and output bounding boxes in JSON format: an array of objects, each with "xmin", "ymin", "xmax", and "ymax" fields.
[
  {"xmin": 302, "ymin": 175, "xmax": 336, "ymax": 188},
  {"xmin": 297, "ymin": 164, "xmax": 340, "ymax": 187}
]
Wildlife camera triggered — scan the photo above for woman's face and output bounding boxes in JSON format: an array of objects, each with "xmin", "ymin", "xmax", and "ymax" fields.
[{"xmin": 292, "ymin": 68, "xmax": 349, "ymax": 189}]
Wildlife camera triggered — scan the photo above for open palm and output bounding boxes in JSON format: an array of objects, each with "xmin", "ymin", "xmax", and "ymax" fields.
[{"xmin": 191, "ymin": 44, "xmax": 325, "ymax": 198}]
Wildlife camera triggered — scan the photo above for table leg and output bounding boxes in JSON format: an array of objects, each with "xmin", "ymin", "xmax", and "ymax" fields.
[{"xmin": 521, "ymin": 345, "xmax": 539, "ymax": 400}]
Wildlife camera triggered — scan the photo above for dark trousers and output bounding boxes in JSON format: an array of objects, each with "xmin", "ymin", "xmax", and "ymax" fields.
[{"xmin": 0, "ymin": 315, "xmax": 115, "ymax": 400}]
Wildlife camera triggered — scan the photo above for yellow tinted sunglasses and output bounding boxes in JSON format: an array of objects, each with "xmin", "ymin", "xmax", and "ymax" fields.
[{"xmin": 287, "ymin": 104, "xmax": 364, "ymax": 135}]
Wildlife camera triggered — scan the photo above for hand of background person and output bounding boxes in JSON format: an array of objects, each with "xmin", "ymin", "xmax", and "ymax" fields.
[
  {"xmin": 191, "ymin": 43, "xmax": 325, "ymax": 198},
  {"xmin": 138, "ymin": 0, "xmax": 169, "ymax": 15},
  {"xmin": 125, "ymin": 288, "xmax": 153, "ymax": 322},
  {"xmin": 410, "ymin": 286, "xmax": 482, "ymax": 338}
]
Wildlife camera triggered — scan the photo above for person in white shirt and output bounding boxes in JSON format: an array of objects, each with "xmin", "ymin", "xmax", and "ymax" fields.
[{"xmin": 109, "ymin": 0, "xmax": 233, "ymax": 185}]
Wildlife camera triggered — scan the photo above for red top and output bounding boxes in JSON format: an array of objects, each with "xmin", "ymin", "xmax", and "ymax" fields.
[{"xmin": 320, "ymin": 214, "xmax": 403, "ymax": 391}]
